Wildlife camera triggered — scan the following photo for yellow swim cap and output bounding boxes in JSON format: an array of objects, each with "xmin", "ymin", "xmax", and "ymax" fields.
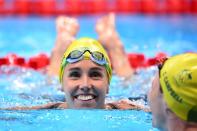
[
  {"xmin": 160, "ymin": 53, "xmax": 197, "ymax": 122},
  {"xmin": 59, "ymin": 37, "xmax": 112, "ymax": 83}
]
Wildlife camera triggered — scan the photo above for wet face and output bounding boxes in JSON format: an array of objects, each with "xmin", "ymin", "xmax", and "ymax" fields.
[
  {"xmin": 148, "ymin": 72, "xmax": 167, "ymax": 130},
  {"xmin": 62, "ymin": 60, "xmax": 109, "ymax": 109}
]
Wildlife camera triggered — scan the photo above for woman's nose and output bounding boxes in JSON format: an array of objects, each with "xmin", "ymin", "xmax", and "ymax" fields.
[{"xmin": 79, "ymin": 75, "xmax": 92, "ymax": 91}]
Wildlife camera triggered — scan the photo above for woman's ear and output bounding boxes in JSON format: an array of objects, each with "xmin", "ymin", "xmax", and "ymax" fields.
[
  {"xmin": 164, "ymin": 101, "xmax": 175, "ymax": 120},
  {"xmin": 165, "ymin": 105, "xmax": 178, "ymax": 121}
]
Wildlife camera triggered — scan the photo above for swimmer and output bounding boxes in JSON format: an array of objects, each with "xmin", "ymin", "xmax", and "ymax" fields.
[
  {"xmin": 2, "ymin": 38, "xmax": 148, "ymax": 111},
  {"xmin": 47, "ymin": 13, "xmax": 133, "ymax": 79},
  {"xmin": 148, "ymin": 53, "xmax": 197, "ymax": 131}
]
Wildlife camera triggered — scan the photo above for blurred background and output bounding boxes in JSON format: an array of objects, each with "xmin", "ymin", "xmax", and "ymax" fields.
[
  {"xmin": 0, "ymin": 0, "xmax": 197, "ymax": 15},
  {"xmin": 0, "ymin": 0, "xmax": 197, "ymax": 70}
]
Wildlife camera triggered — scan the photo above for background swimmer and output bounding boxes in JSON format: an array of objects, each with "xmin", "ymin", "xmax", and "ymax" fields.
[
  {"xmin": 47, "ymin": 13, "xmax": 133, "ymax": 79},
  {"xmin": 148, "ymin": 53, "xmax": 197, "ymax": 131}
]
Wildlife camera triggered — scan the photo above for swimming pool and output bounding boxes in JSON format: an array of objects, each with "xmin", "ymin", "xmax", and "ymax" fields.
[
  {"xmin": 0, "ymin": 15, "xmax": 197, "ymax": 57},
  {"xmin": 0, "ymin": 14, "xmax": 197, "ymax": 131}
]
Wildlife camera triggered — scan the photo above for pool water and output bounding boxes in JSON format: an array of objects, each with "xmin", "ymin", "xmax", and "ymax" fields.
[
  {"xmin": 0, "ymin": 65, "xmax": 155, "ymax": 131},
  {"xmin": 0, "ymin": 14, "xmax": 197, "ymax": 131},
  {"xmin": 0, "ymin": 110, "xmax": 154, "ymax": 131}
]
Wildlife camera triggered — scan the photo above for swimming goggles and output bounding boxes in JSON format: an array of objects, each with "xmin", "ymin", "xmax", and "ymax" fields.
[{"xmin": 65, "ymin": 49, "xmax": 107, "ymax": 65}]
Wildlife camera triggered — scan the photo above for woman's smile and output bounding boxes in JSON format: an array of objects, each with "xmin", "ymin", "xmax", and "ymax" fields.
[
  {"xmin": 74, "ymin": 94, "xmax": 97, "ymax": 107},
  {"xmin": 75, "ymin": 94, "xmax": 96, "ymax": 101}
]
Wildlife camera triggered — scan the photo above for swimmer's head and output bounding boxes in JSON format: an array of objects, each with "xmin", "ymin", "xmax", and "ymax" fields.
[
  {"xmin": 159, "ymin": 53, "xmax": 197, "ymax": 122},
  {"xmin": 59, "ymin": 37, "xmax": 112, "ymax": 84}
]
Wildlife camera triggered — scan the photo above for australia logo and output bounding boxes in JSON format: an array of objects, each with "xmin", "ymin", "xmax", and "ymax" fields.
[{"xmin": 175, "ymin": 69, "xmax": 192, "ymax": 87}]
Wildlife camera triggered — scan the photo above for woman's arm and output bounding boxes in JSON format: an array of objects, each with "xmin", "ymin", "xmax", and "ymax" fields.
[{"xmin": 1, "ymin": 102, "xmax": 67, "ymax": 110}]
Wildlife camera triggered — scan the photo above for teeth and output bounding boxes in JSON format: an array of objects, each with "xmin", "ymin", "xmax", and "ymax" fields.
[{"xmin": 77, "ymin": 95, "xmax": 94, "ymax": 101}]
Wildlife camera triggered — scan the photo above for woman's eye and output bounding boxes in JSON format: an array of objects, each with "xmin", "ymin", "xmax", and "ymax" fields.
[
  {"xmin": 69, "ymin": 71, "xmax": 81, "ymax": 78},
  {"xmin": 90, "ymin": 71, "xmax": 102, "ymax": 78}
]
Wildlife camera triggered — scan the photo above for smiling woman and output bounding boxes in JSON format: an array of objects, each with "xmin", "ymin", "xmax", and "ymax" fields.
[
  {"xmin": 2, "ymin": 37, "xmax": 148, "ymax": 111},
  {"xmin": 60, "ymin": 37, "xmax": 111, "ymax": 109},
  {"xmin": 63, "ymin": 59, "xmax": 108, "ymax": 109}
]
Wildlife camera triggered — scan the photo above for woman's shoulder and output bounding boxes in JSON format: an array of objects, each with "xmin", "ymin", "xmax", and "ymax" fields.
[{"xmin": 105, "ymin": 99, "xmax": 150, "ymax": 112}]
